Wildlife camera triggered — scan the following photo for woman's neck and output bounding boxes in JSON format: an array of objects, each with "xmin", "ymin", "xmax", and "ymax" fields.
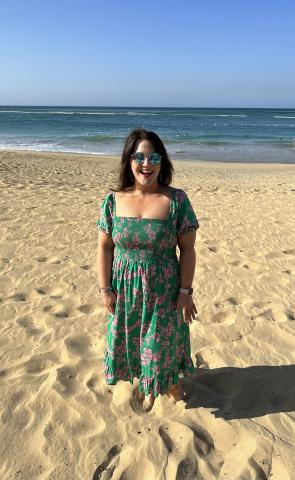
[{"xmin": 132, "ymin": 181, "xmax": 163, "ymax": 195}]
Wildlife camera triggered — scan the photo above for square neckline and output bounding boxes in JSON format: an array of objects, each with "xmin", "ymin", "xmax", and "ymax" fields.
[{"xmin": 113, "ymin": 186, "xmax": 174, "ymax": 221}]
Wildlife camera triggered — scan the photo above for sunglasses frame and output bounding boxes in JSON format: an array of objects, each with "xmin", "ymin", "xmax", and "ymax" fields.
[{"xmin": 130, "ymin": 152, "xmax": 162, "ymax": 165}]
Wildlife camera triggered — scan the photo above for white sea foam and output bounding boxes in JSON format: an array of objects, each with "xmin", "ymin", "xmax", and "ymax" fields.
[
  {"xmin": 0, "ymin": 143, "xmax": 111, "ymax": 155},
  {"xmin": 0, "ymin": 110, "xmax": 119, "ymax": 115},
  {"xmin": 0, "ymin": 110, "xmax": 247, "ymax": 117},
  {"xmin": 273, "ymin": 116, "xmax": 295, "ymax": 119}
]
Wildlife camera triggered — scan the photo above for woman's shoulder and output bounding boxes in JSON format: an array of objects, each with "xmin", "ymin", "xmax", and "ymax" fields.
[
  {"xmin": 104, "ymin": 191, "xmax": 115, "ymax": 200},
  {"xmin": 172, "ymin": 187, "xmax": 189, "ymax": 200},
  {"xmin": 101, "ymin": 191, "xmax": 115, "ymax": 211}
]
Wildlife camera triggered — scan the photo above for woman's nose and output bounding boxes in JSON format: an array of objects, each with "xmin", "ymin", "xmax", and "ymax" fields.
[{"xmin": 143, "ymin": 156, "xmax": 151, "ymax": 166}]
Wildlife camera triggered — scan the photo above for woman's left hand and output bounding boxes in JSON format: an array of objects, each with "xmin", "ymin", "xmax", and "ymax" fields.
[{"xmin": 177, "ymin": 293, "xmax": 198, "ymax": 325}]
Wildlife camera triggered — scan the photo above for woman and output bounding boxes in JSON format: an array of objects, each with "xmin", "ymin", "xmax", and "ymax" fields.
[{"xmin": 96, "ymin": 128, "xmax": 199, "ymax": 412}]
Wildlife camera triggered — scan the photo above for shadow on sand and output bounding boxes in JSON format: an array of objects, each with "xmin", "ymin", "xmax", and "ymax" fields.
[{"xmin": 181, "ymin": 365, "xmax": 295, "ymax": 420}]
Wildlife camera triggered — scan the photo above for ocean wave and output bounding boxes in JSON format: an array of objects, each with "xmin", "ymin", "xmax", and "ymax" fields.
[
  {"xmin": 127, "ymin": 112, "xmax": 156, "ymax": 116},
  {"xmin": 0, "ymin": 110, "xmax": 120, "ymax": 115},
  {"xmin": 0, "ymin": 143, "xmax": 112, "ymax": 155},
  {"xmin": 164, "ymin": 113, "xmax": 248, "ymax": 117},
  {"xmin": 0, "ymin": 109, "xmax": 248, "ymax": 118},
  {"xmin": 273, "ymin": 115, "xmax": 295, "ymax": 119},
  {"xmin": 80, "ymin": 134, "xmax": 119, "ymax": 142}
]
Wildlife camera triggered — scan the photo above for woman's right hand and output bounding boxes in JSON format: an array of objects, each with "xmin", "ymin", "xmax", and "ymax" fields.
[{"xmin": 101, "ymin": 291, "xmax": 117, "ymax": 314}]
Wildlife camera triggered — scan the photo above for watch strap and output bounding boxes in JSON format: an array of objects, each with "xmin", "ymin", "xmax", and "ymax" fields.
[{"xmin": 179, "ymin": 287, "xmax": 193, "ymax": 295}]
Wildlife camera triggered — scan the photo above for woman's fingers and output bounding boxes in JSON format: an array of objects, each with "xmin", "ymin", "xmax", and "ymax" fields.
[
  {"xmin": 108, "ymin": 301, "xmax": 116, "ymax": 314},
  {"xmin": 177, "ymin": 297, "xmax": 198, "ymax": 325},
  {"xmin": 184, "ymin": 304, "xmax": 198, "ymax": 324}
]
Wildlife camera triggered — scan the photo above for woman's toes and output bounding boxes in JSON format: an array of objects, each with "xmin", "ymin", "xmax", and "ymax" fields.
[
  {"xmin": 133, "ymin": 388, "xmax": 145, "ymax": 402},
  {"xmin": 169, "ymin": 383, "xmax": 185, "ymax": 402},
  {"xmin": 142, "ymin": 394, "xmax": 155, "ymax": 412},
  {"xmin": 138, "ymin": 391, "xmax": 145, "ymax": 402}
]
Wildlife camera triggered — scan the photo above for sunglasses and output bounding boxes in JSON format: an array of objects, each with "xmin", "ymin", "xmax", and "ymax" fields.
[{"xmin": 130, "ymin": 152, "xmax": 162, "ymax": 165}]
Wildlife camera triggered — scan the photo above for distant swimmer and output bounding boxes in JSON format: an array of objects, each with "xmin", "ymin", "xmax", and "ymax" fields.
[{"xmin": 176, "ymin": 133, "xmax": 180, "ymax": 136}]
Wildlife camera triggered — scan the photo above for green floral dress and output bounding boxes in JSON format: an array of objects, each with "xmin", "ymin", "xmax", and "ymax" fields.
[{"xmin": 96, "ymin": 186, "xmax": 199, "ymax": 397}]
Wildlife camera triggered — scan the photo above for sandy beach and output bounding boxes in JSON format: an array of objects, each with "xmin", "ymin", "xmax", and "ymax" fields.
[{"xmin": 1, "ymin": 149, "xmax": 295, "ymax": 479}]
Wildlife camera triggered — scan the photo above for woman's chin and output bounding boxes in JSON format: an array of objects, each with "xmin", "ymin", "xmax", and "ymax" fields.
[{"xmin": 136, "ymin": 174, "xmax": 157, "ymax": 184}]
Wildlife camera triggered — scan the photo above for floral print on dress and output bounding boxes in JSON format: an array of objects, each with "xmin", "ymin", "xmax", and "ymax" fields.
[{"xmin": 96, "ymin": 186, "xmax": 199, "ymax": 397}]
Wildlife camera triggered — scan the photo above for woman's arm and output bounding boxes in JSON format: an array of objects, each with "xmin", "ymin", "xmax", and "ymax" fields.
[
  {"xmin": 177, "ymin": 229, "xmax": 198, "ymax": 324},
  {"xmin": 97, "ymin": 231, "xmax": 117, "ymax": 314},
  {"xmin": 178, "ymin": 229, "xmax": 196, "ymax": 288},
  {"xmin": 97, "ymin": 231, "xmax": 115, "ymax": 288}
]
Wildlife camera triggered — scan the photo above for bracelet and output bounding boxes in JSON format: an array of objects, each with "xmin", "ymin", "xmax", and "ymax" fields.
[{"xmin": 99, "ymin": 286, "xmax": 112, "ymax": 294}]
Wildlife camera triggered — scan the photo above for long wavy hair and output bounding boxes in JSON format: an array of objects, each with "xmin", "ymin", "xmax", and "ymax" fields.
[{"xmin": 111, "ymin": 129, "xmax": 174, "ymax": 192}]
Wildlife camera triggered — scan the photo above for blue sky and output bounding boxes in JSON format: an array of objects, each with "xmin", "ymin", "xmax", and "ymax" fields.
[{"xmin": 0, "ymin": 0, "xmax": 294, "ymax": 107}]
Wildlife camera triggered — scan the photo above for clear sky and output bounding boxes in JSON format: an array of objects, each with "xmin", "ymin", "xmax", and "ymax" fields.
[{"xmin": 0, "ymin": 0, "xmax": 294, "ymax": 108}]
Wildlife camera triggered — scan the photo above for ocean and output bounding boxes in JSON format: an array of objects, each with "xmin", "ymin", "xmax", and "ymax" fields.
[{"xmin": 0, "ymin": 106, "xmax": 295, "ymax": 163}]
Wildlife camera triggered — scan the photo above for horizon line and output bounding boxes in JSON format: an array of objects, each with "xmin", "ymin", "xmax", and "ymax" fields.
[{"xmin": 0, "ymin": 104, "xmax": 295, "ymax": 110}]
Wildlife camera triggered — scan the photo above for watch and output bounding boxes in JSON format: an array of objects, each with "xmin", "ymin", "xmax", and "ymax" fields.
[{"xmin": 179, "ymin": 287, "xmax": 193, "ymax": 295}]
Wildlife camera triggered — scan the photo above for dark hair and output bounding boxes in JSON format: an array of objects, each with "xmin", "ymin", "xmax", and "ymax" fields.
[{"xmin": 111, "ymin": 128, "xmax": 174, "ymax": 192}]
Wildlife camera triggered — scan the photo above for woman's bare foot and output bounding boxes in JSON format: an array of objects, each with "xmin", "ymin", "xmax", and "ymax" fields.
[
  {"xmin": 133, "ymin": 387, "xmax": 145, "ymax": 402},
  {"xmin": 142, "ymin": 393, "xmax": 155, "ymax": 412},
  {"xmin": 168, "ymin": 382, "xmax": 185, "ymax": 402}
]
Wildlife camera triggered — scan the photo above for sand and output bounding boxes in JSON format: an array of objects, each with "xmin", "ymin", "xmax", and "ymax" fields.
[{"xmin": 0, "ymin": 149, "xmax": 295, "ymax": 479}]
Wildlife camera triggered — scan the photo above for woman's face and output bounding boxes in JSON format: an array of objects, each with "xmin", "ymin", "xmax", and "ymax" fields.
[{"xmin": 130, "ymin": 140, "xmax": 161, "ymax": 186}]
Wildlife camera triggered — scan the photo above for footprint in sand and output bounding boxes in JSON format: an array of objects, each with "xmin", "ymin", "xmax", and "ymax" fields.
[
  {"xmin": 9, "ymin": 292, "xmax": 27, "ymax": 302},
  {"xmin": 43, "ymin": 304, "xmax": 70, "ymax": 318},
  {"xmin": 198, "ymin": 308, "xmax": 236, "ymax": 325},
  {"xmin": 283, "ymin": 249, "xmax": 295, "ymax": 255},
  {"xmin": 53, "ymin": 365, "xmax": 80, "ymax": 397},
  {"xmin": 42, "ymin": 286, "xmax": 64, "ymax": 299},
  {"xmin": 158, "ymin": 423, "xmax": 198, "ymax": 479},
  {"xmin": 223, "ymin": 295, "xmax": 248, "ymax": 306},
  {"xmin": 214, "ymin": 296, "xmax": 247, "ymax": 308},
  {"xmin": 265, "ymin": 251, "xmax": 287, "ymax": 259},
  {"xmin": 0, "ymin": 257, "xmax": 10, "ymax": 264},
  {"xmin": 35, "ymin": 256, "xmax": 61, "ymax": 264},
  {"xmin": 92, "ymin": 445, "xmax": 121, "ymax": 480},
  {"xmin": 159, "ymin": 421, "xmax": 223, "ymax": 479},
  {"xmin": 260, "ymin": 307, "xmax": 295, "ymax": 323},
  {"xmin": 64, "ymin": 333, "xmax": 91, "ymax": 356},
  {"xmin": 80, "ymin": 264, "xmax": 91, "ymax": 270},
  {"xmin": 192, "ymin": 425, "xmax": 224, "ymax": 476},
  {"xmin": 78, "ymin": 304, "xmax": 95, "ymax": 314},
  {"xmin": 282, "ymin": 269, "xmax": 295, "ymax": 276},
  {"xmin": 7, "ymin": 286, "xmax": 64, "ymax": 303},
  {"xmin": 24, "ymin": 352, "xmax": 58, "ymax": 375},
  {"xmin": 230, "ymin": 259, "xmax": 262, "ymax": 271},
  {"xmin": 17, "ymin": 316, "xmax": 43, "ymax": 337},
  {"xmin": 210, "ymin": 310, "xmax": 236, "ymax": 325},
  {"xmin": 208, "ymin": 245, "xmax": 219, "ymax": 252},
  {"xmin": 231, "ymin": 259, "xmax": 243, "ymax": 267}
]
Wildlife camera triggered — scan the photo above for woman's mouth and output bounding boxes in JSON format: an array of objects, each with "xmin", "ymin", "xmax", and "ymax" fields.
[{"xmin": 140, "ymin": 170, "xmax": 153, "ymax": 177}]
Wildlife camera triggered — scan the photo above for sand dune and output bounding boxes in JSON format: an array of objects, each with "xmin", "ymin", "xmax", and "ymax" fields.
[{"xmin": 0, "ymin": 149, "xmax": 295, "ymax": 479}]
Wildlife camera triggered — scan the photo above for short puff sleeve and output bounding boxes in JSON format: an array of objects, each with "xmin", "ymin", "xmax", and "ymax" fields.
[
  {"xmin": 176, "ymin": 189, "xmax": 199, "ymax": 236},
  {"xmin": 96, "ymin": 192, "xmax": 114, "ymax": 234}
]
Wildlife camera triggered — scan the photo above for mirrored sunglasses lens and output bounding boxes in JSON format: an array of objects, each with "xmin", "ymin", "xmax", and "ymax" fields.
[
  {"xmin": 134, "ymin": 152, "xmax": 145, "ymax": 163},
  {"xmin": 150, "ymin": 153, "xmax": 161, "ymax": 164}
]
